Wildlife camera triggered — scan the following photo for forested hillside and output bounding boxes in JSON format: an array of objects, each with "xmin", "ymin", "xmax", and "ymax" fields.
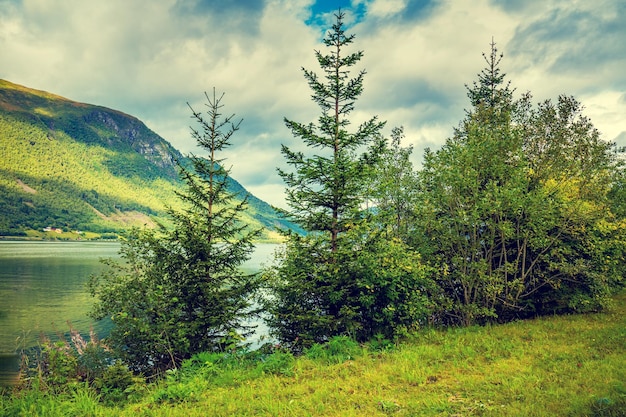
[{"xmin": 0, "ymin": 79, "xmax": 290, "ymax": 239}]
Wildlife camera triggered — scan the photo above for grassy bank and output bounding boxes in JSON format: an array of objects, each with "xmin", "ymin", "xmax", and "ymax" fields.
[{"xmin": 3, "ymin": 292, "xmax": 625, "ymax": 416}]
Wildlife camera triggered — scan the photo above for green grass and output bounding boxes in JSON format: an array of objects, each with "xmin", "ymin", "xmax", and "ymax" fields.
[{"xmin": 3, "ymin": 292, "xmax": 625, "ymax": 416}]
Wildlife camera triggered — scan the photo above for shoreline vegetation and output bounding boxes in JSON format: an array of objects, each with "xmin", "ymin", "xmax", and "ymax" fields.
[{"xmin": 2, "ymin": 291, "xmax": 624, "ymax": 416}]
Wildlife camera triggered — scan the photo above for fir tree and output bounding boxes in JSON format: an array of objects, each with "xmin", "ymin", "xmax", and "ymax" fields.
[
  {"xmin": 466, "ymin": 38, "xmax": 514, "ymax": 113},
  {"xmin": 264, "ymin": 12, "xmax": 436, "ymax": 349},
  {"xmin": 90, "ymin": 90, "xmax": 262, "ymax": 374},
  {"xmin": 279, "ymin": 10, "xmax": 385, "ymax": 252}
]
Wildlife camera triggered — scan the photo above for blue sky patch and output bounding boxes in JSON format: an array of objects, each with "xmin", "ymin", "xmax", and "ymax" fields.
[{"xmin": 306, "ymin": 0, "xmax": 366, "ymax": 27}]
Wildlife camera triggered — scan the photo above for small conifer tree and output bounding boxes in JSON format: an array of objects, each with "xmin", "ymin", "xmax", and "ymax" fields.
[{"xmin": 90, "ymin": 90, "xmax": 261, "ymax": 374}]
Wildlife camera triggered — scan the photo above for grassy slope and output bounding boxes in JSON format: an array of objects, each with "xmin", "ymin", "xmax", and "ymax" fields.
[
  {"xmin": 0, "ymin": 113, "xmax": 177, "ymax": 231},
  {"xmin": 5, "ymin": 292, "xmax": 624, "ymax": 416},
  {"xmin": 0, "ymin": 80, "xmax": 292, "ymax": 240}
]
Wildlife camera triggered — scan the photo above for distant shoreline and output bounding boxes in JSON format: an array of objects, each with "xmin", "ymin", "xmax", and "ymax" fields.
[
  {"xmin": 0, "ymin": 230, "xmax": 119, "ymax": 242},
  {"xmin": 0, "ymin": 233, "xmax": 285, "ymax": 244}
]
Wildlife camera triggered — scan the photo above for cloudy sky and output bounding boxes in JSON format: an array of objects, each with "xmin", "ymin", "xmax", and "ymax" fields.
[{"xmin": 1, "ymin": 0, "xmax": 625, "ymax": 208}]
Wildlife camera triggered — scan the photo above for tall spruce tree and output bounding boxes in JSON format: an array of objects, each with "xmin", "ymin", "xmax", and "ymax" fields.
[
  {"xmin": 279, "ymin": 10, "xmax": 385, "ymax": 252},
  {"xmin": 264, "ymin": 11, "xmax": 437, "ymax": 349},
  {"xmin": 90, "ymin": 90, "xmax": 262, "ymax": 374}
]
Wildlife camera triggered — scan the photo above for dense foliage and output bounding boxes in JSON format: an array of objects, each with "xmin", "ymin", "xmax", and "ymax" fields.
[
  {"xmin": 89, "ymin": 91, "xmax": 263, "ymax": 374},
  {"xmin": 265, "ymin": 224, "xmax": 439, "ymax": 349},
  {"xmin": 414, "ymin": 42, "xmax": 625, "ymax": 325},
  {"xmin": 367, "ymin": 126, "xmax": 420, "ymax": 243}
]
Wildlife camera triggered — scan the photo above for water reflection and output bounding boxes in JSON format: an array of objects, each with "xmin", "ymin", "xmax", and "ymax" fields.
[{"xmin": 0, "ymin": 242, "xmax": 121, "ymax": 354}]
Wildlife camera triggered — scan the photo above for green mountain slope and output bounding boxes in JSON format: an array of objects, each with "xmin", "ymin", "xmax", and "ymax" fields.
[{"xmin": 0, "ymin": 79, "xmax": 291, "ymax": 240}]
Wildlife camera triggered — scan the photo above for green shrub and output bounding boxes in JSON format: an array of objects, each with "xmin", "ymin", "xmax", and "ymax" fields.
[
  {"xmin": 19, "ymin": 323, "xmax": 138, "ymax": 405},
  {"xmin": 305, "ymin": 336, "xmax": 363, "ymax": 364},
  {"xmin": 152, "ymin": 381, "xmax": 197, "ymax": 404},
  {"xmin": 256, "ymin": 350, "xmax": 295, "ymax": 376},
  {"xmin": 93, "ymin": 361, "xmax": 137, "ymax": 405},
  {"xmin": 264, "ymin": 227, "xmax": 439, "ymax": 350},
  {"xmin": 368, "ymin": 333, "xmax": 396, "ymax": 352}
]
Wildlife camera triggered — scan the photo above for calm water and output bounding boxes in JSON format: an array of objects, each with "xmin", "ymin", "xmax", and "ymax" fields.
[
  {"xmin": 0, "ymin": 241, "xmax": 121, "ymax": 354},
  {"xmin": 0, "ymin": 241, "xmax": 278, "ymax": 385}
]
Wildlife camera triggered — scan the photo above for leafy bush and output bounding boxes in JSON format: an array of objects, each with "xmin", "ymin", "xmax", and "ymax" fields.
[
  {"xmin": 152, "ymin": 380, "xmax": 199, "ymax": 405},
  {"xmin": 30, "ymin": 326, "xmax": 109, "ymax": 389},
  {"xmin": 414, "ymin": 44, "xmax": 626, "ymax": 326},
  {"xmin": 256, "ymin": 350, "xmax": 295, "ymax": 376},
  {"xmin": 179, "ymin": 351, "xmax": 224, "ymax": 379},
  {"xmin": 264, "ymin": 225, "xmax": 439, "ymax": 350},
  {"xmin": 367, "ymin": 333, "xmax": 396, "ymax": 352},
  {"xmin": 93, "ymin": 361, "xmax": 141, "ymax": 405}
]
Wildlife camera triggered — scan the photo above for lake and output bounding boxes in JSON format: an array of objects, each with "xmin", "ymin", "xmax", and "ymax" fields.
[{"xmin": 0, "ymin": 241, "xmax": 278, "ymax": 385}]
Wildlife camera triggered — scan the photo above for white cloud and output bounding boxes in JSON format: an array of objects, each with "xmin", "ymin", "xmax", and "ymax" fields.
[
  {"xmin": 581, "ymin": 91, "xmax": 626, "ymax": 143},
  {"xmin": 368, "ymin": 0, "xmax": 407, "ymax": 18},
  {"xmin": 355, "ymin": 0, "xmax": 519, "ymax": 151}
]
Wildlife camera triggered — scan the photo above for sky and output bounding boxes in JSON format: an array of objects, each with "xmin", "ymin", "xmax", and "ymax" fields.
[{"xmin": 1, "ymin": 0, "xmax": 625, "ymax": 208}]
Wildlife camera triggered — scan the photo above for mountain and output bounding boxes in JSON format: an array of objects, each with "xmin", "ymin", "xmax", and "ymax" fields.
[{"xmin": 0, "ymin": 79, "xmax": 293, "ymax": 240}]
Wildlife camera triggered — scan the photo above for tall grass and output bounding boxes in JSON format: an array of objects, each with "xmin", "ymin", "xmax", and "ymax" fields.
[{"xmin": 2, "ymin": 292, "xmax": 625, "ymax": 416}]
